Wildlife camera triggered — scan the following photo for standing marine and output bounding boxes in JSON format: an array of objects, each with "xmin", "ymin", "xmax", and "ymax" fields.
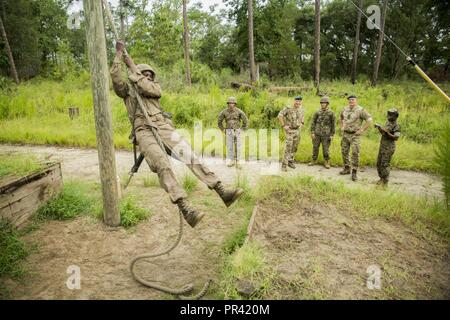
[
  {"xmin": 110, "ymin": 41, "xmax": 243, "ymax": 228},
  {"xmin": 217, "ymin": 97, "xmax": 249, "ymax": 168},
  {"xmin": 309, "ymin": 96, "xmax": 336, "ymax": 169},
  {"xmin": 339, "ymin": 95, "xmax": 373, "ymax": 181},
  {"xmin": 375, "ymin": 108, "xmax": 401, "ymax": 187},
  {"xmin": 278, "ymin": 96, "xmax": 305, "ymax": 172}
]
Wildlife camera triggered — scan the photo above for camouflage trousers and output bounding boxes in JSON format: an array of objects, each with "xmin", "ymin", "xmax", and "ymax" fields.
[
  {"xmin": 135, "ymin": 113, "xmax": 219, "ymax": 203},
  {"xmin": 341, "ymin": 132, "xmax": 361, "ymax": 169},
  {"xmin": 377, "ymin": 142, "xmax": 396, "ymax": 180},
  {"xmin": 225, "ymin": 129, "xmax": 242, "ymax": 162},
  {"xmin": 282, "ymin": 129, "xmax": 300, "ymax": 166},
  {"xmin": 312, "ymin": 135, "xmax": 332, "ymax": 161}
]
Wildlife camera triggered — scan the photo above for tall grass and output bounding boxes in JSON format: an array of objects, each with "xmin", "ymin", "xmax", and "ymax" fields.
[{"xmin": 0, "ymin": 75, "xmax": 448, "ymax": 172}]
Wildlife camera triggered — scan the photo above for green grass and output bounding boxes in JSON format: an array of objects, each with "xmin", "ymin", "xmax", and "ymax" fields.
[
  {"xmin": 0, "ymin": 153, "xmax": 44, "ymax": 179},
  {"xmin": 95, "ymin": 195, "xmax": 151, "ymax": 228},
  {"xmin": 218, "ymin": 242, "xmax": 272, "ymax": 300},
  {"xmin": 181, "ymin": 171, "xmax": 198, "ymax": 194},
  {"xmin": 0, "ymin": 220, "xmax": 35, "ymax": 298},
  {"xmin": 257, "ymin": 175, "xmax": 450, "ymax": 241},
  {"xmin": 36, "ymin": 180, "xmax": 96, "ymax": 221},
  {"xmin": 0, "ymin": 77, "xmax": 448, "ymax": 172}
]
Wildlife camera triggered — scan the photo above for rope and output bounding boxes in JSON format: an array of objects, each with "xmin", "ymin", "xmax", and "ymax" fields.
[{"xmin": 129, "ymin": 210, "xmax": 211, "ymax": 299}]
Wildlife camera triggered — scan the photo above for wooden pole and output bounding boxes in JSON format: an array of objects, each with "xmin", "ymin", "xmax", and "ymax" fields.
[
  {"xmin": 83, "ymin": 0, "xmax": 120, "ymax": 227},
  {"xmin": 372, "ymin": 0, "xmax": 388, "ymax": 87}
]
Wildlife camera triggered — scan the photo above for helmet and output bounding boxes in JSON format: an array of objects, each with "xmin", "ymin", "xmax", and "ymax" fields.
[
  {"xmin": 387, "ymin": 108, "xmax": 399, "ymax": 118},
  {"xmin": 295, "ymin": 96, "xmax": 303, "ymax": 101},
  {"xmin": 227, "ymin": 97, "xmax": 237, "ymax": 104},
  {"xmin": 136, "ymin": 64, "xmax": 156, "ymax": 75},
  {"xmin": 320, "ymin": 96, "xmax": 330, "ymax": 104}
]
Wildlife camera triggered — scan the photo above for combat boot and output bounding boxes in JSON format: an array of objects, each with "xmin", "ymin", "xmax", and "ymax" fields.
[
  {"xmin": 351, "ymin": 169, "xmax": 358, "ymax": 181},
  {"xmin": 214, "ymin": 182, "xmax": 244, "ymax": 207},
  {"xmin": 339, "ymin": 166, "xmax": 351, "ymax": 175},
  {"xmin": 288, "ymin": 161, "xmax": 296, "ymax": 169},
  {"xmin": 308, "ymin": 160, "xmax": 317, "ymax": 166},
  {"xmin": 324, "ymin": 160, "xmax": 331, "ymax": 169},
  {"xmin": 281, "ymin": 165, "xmax": 288, "ymax": 172},
  {"xmin": 176, "ymin": 198, "xmax": 205, "ymax": 228}
]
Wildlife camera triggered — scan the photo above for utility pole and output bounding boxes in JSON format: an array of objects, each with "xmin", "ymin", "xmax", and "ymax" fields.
[
  {"xmin": 83, "ymin": 0, "xmax": 120, "ymax": 227},
  {"xmin": 182, "ymin": 0, "xmax": 191, "ymax": 86},
  {"xmin": 0, "ymin": 14, "xmax": 19, "ymax": 84},
  {"xmin": 248, "ymin": 0, "xmax": 256, "ymax": 84}
]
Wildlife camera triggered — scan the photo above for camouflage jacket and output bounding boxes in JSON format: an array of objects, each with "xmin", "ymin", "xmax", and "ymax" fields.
[
  {"xmin": 278, "ymin": 106, "xmax": 305, "ymax": 130},
  {"xmin": 310, "ymin": 108, "xmax": 336, "ymax": 136},
  {"xmin": 340, "ymin": 105, "xmax": 372, "ymax": 133},
  {"xmin": 218, "ymin": 107, "xmax": 249, "ymax": 130},
  {"xmin": 110, "ymin": 55, "xmax": 162, "ymax": 130},
  {"xmin": 381, "ymin": 121, "xmax": 401, "ymax": 145}
]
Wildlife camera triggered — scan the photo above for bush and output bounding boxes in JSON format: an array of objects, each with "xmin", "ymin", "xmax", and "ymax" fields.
[{"xmin": 434, "ymin": 122, "xmax": 450, "ymax": 208}]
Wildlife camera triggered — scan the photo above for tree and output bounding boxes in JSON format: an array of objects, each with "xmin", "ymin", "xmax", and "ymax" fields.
[
  {"xmin": 314, "ymin": 0, "xmax": 321, "ymax": 93},
  {"xmin": 182, "ymin": 0, "xmax": 191, "ymax": 85},
  {"xmin": 351, "ymin": 0, "xmax": 363, "ymax": 84},
  {"xmin": 247, "ymin": 0, "xmax": 256, "ymax": 83},
  {"xmin": 0, "ymin": 14, "xmax": 18, "ymax": 83},
  {"xmin": 372, "ymin": 0, "xmax": 388, "ymax": 87}
]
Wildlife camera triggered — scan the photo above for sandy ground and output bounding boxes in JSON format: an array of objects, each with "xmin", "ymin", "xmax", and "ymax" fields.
[
  {"xmin": 253, "ymin": 195, "xmax": 450, "ymax": 299},
  {"xmin": 0, "ymin": 143, "xmax": 447, "ymax": 299}
]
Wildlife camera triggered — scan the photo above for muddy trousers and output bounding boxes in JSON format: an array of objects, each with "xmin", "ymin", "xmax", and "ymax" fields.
[
  {"xmin": 312, "ymin": 135, "xmax": 331, "ymax": 161},
  {"xmin": 135, "ymin": 114, "xmax": 219, "ymax": 203},
  {"xmin": 282, "ymin": 129, "xmax": 300, "ymax": 166},
  {"xmin": 377, "ymin": 142, "xmax": 395, "ymax": 181},
  {"xmin": 341, "ymin": 132, "xmax": 361, "ymax": 169}
]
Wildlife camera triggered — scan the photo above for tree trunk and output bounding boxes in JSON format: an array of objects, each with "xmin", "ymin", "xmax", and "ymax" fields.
[
  {"xmin": 314, "ymin": 0, "xmax": 321, "ymax": 94},
  {"xmin": 83, "ymin": 0, "xmax": 120, "ymax": 227},
  {"xmin": 119, "ymin": 0, "xmax": 125, "ymax": 40},
  {"xmin": 182, "ymin": 0, "xmax": 191, "ymax": 86},
  {"xmin": 372, "ymin": 0, "xmax": 388, "ymax": 87},
  {"xmin": 248, "ymin": 0, "xmax": 256, "ymax": 84},
  {"xmin": 351, "ymin": 0, "xmax": 363, "ymax": 85},
  {"xmin": 0, "ymin": 15, "xmax": 19, "ymax": 84}
]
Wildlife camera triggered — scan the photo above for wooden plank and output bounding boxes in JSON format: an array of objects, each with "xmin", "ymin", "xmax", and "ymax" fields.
[{"xmin": 0, "ymin": 162, "xmax": 63, "ymax": 229}]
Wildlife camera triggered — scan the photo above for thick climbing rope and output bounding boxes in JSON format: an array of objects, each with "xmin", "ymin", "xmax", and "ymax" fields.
[{"xmin": 101, "ymin": 0, "xmax": 211, "ymax": 299}]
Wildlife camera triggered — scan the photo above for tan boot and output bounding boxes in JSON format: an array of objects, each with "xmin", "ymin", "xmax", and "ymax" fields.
[
  {"xmin": 214, "ymin": 182, "xmax": 244, "ymax": 207},
  {"xmin": 176, "ymin": 198, "xmax": 205, "ymax": 228},
  {"xmin": 324, "ymin": 160, "xmax": 331, "ymax": 169},
  {"xmin": 339, "ymin": 166, "xmax": 351, "ymax": 175},
  {"xmin": 308, "ymin": 160, "xmax": 317, "ymax": 166}
]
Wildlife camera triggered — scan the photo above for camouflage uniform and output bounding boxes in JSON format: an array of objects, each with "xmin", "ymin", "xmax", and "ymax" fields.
[
  {"xmin": 310, "ymin": 108, "xmax": 336, "ymax": 161},
  {"xmin": 377, "ymin": 120, "xmax": 401, "ymax": 182},
  {"xmin": 340, "ymin": 105, "xmax": 372, "ymax": 169},
  {"xmin": 110, "ymin": 56, "xmax": 219, "ymax": 203},
  {"xmin": 218, "ymin": 105, "xmax": 249, "ymax": 163},
  {"xmin": 278, "ymin": 106, "xmax": 305, "ymax": 167}
]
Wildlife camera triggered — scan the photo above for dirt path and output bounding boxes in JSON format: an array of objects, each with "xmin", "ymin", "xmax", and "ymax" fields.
[{"xmin": 0, "ymin": 144, "xmax": 444, "ymax": 200}]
